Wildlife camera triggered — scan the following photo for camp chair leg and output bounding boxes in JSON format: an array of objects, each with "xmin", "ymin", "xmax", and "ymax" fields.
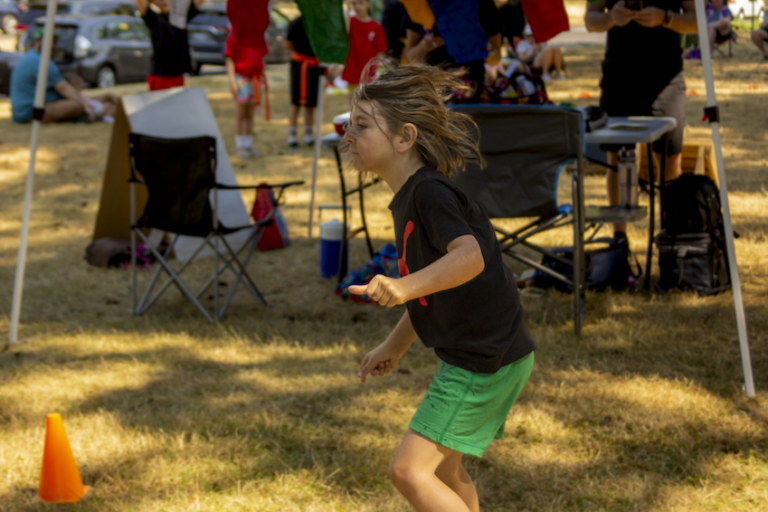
[
  {"xmin": 218, "ymin": 238, "xmax": 265, "ymax": 318},
  {"xmin": 196, "ymin": 224, "xmax": 265, "ymax": 300},
  {"xmin": 136, "ymin": 232, "xmax": 212, "ymax": 314},
  {"xmin": 572, "ymin": 149, "xmax": 586, "ymax": 336},
  {"xmin": 135, "ymin": 232, "xmax": 183, "ymax": 313},
  {"xmin": 505, "ymin": 250, "xmax": 574, "ymax": 287},
  {"xmin": 136, "ymin": 232, "xmax": 214, "ymax": 322},
  {"xmin": 218, "ymin": 235, "xmax": 269, "ymax": 315},
  {"xmin": 200, "ymin": 236, "xmax": 263, "ymax": 307}
]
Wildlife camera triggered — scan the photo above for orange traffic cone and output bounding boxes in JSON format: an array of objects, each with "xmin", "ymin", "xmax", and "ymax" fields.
[{"xmin": 38, "ymin": 413, "xmax": 91, "ymax": 503}]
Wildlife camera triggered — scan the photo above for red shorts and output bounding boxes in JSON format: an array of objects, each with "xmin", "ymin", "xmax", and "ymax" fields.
[{"xmin": 147, "ymin": 74, "xmax": 184, "ymax": 91}]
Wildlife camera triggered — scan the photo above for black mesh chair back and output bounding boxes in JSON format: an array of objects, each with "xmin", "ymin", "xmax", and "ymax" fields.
[
  {"xmin": 451, "ymin": 105, "xmax": 583, "ymax": 219},
  {"xmin": 129, "ymin": 133, "xmax": 217, "ymax": 237}
]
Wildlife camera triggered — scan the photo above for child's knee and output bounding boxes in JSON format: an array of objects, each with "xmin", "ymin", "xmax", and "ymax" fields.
[{"xmin": 390, "ymin": 455, "xmax": 419, "ymax": 490}]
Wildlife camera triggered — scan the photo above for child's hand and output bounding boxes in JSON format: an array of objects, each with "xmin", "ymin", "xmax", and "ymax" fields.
[
  {"xmin": 349, "ymin": 275, "xmax": 408, "ymax": 307},
  {"xmin": 357, "ymin": 342, "xmax": 404, "ymax": 384}
]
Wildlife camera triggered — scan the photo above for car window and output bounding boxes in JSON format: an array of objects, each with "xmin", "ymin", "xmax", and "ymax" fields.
[
  {"xmin": 270, "ymin": 9, "xmax": 290, "ymax": 30},
  {"xmin": 188, "ymin": 28, "xmax": 217, "ymax": 43},
  {"xmin": 189, "ymin": 13, "xmax": 228, "ymax": 27},
  {"xmin": 98, "ymin": 20, "xmax": 136, "ymax": 41},
  {"xmin": 132, "ymin": 21, "xmax": 150, "ymax": 42}
]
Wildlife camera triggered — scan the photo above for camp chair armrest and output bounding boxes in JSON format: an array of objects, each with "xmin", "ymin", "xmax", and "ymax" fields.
[{"xmin": 215, "ymin": 180, "xmax": 305, "ymax": 190}]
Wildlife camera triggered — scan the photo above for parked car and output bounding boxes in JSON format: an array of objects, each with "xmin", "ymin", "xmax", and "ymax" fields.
[
  {"xmin": 0, "ymin": 49, "xmax": 22, "ymax": 94},
  {"xmin": 21, "ymin": 14, "xmax": 151, "ymax": 88},
  {"xmin": 16, "ymin": 0, "xmax": 136, "ymax": 51},
  {"xmin": 0, "ymin": 0, "xmax": 21, "ymax": 34},
  {"xmin": 187, "ymin": 2, "xmax": 293, "ymax": 74},
  {"xmin": 729, "ymin": 0, "xmax": 765, "ymax": 19}
]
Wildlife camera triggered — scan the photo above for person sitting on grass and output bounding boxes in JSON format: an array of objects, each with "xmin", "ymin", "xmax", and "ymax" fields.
[
  {"xmin": 62, "ymin": 73, "xmax": 119, "ymax": 123},
  {"xmin": 346, "ymin": 63, "xmax": 535, "ymax": 512},
  {"xmin": 10, "ymin": 29, "xmax": 98, "ymax": 124},
  {"xmin": 706, "ymin": 0, "xmax": 734, "ymax": 53},
  {"xmin": 134, "ymin": 0, "xmax": 204, "ymax": 91},
  {"xmin": 750, "ymin": 10, "xmax": 768, "ymax": 60},
  {"xmin": 226, "ymin": 29, "xmax": 265, "ymax": 159}
]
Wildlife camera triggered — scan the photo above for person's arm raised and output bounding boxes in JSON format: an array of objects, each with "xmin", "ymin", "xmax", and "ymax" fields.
[
  {"xmin": 134, "ymin": 0, "xmax": 149, "ymax": 16},
  {"xmin": 349, "ymin": 234, "xmax": 484, "ymax": 308}
]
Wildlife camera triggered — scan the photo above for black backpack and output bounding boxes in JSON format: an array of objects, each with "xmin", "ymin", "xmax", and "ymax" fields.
[
  {"xmin": 657, "ymin": 174, "xmax": 732, "ymax": 294},
  {"xmin": 533, "ymin": 237, "xmax": 641, "ymax": 293}
]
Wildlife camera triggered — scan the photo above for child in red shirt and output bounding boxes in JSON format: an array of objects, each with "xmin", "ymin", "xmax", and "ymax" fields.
[
  {"xmin": 225, "ymin": 31, "xmax": 266, "ymax": 158},
  {"xmin": 343, "ymin": 0, "xmax": 387, "ymax": 91}
]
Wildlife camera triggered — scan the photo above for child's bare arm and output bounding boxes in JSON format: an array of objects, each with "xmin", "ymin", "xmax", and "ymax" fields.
[
  {"xmin": 225, "ymin": 58, "xmax": 237, "ymax": 98},
  {"xmin": 358, "ymin": 310, "xmax": 418, "ymax": 383},
  {"xmin": 349, "ymin": 234, "xmax": 484, "ymax": 307}
]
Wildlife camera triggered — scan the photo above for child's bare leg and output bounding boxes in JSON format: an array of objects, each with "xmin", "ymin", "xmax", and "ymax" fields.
[
  {"xmin": 553, "ymin": 49, "xmax": 564, "ymax": 74},
  {"xmin": 245, "ymin": 101, "xmax": 254, "ymax": 136},
  {"xmin": 390, "ymin": 429, "xmax": 473, "ymax": 512},
  {"xmin": 235, "ymin": 102, "xmax": 247, "ymax": 136},
  {"xmin": 288, "ymin": 104, "xmax": 299, "ymax": 129},
  {"xmin": 435, "ymin": 452, "xmax": 479, "ymax": 512}
]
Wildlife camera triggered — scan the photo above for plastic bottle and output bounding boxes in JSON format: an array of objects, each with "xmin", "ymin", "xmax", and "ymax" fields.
[
  {"xmin": 617, "ymin": 148, "xmax": 638, "ymax": 208},
  {"xmin": 320, "ymin": 219, "xmax": 347, "ymax": 279}
]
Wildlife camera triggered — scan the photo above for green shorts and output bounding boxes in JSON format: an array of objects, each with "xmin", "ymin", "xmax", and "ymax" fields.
[{"xmin": 409, "ymin": 352, "xmax": 534, "ymax": 458}]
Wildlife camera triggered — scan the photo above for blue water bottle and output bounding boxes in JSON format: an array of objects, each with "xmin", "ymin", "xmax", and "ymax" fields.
[{"xmin": 320, "ymin": 219, "xmax": 347, "ymax": 279}]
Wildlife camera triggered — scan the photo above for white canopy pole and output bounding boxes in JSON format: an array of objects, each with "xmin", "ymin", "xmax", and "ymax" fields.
[
  {"xmin": 9, "ymin": 0, "xmax": 58, "ymax": 344},
  {"xmin": 307, "ymin": 71, "xmax": 326, "ymax": 238},
  {"xmin": 694, "ymin": 0, "xmax": 756, "ymax": 396}
]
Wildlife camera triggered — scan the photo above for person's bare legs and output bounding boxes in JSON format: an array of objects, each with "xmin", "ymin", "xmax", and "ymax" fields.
[
  {"xmin": 288, "ymin": 104, "xmax": 299, "ymax": 129},
  {"xmin": 390, "ymin": 429, "xmax": 476, "ymax": 512},
  {"xmin": 553, "ymin": 48, "xmax": 565, "ymax": 75},
  {"xmin": 533, "ymin": 48, "xmax": 553, "ymax": 73},
  {"xmin": 751, "ymin": 29, "xmax": 768, "ymax": 57},
  {"xmin": 92, "ymin": 93, "xmax": 118, "ymax": 118},
  {"xmin": 434, "ymin": 451, "xmax": 480, "ymax": 512},
  {"xmin": 43, "ymin": 99, "xmax": 85, "ymax": 123},
  {"xmin": 607, "ymin": 150, "xmax": 682, "ymax": 235}
]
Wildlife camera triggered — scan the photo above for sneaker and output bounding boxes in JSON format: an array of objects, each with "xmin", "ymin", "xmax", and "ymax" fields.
[
  {"xmin": 244, "ymin": 147, "xmax": 262, "ymax": 157},
  {"xmin": 557, "ymin": 72, "xmax": 567, "ymax": 80},
  {"xmin": 304, "ymin": 137, "xmax": 315, "ymax": 146},
  {"xmin": 541, "ymin": 73, "xmax": 551, "ymax": 83},
  {"xmin": 288, "ymin": 141, "xmax": 300, "ymax": 151},
  {"xmin": 236, "ymin": 147, "xmax": 253, "ymax": 159}
]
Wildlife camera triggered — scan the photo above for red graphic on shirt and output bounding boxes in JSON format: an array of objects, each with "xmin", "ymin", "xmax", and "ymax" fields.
[{"xmin": 399, "ymin": 221, "xmax": 428, "ymax": 306}]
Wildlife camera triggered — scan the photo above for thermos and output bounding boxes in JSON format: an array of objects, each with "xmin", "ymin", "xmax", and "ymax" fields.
[
  {"xmin": 320, "ymin": 219, "xmax": 347, "ymax": 279},
  {"xmin": 617, "ymin": 148, "xmax": 639, "ymax": 208}
]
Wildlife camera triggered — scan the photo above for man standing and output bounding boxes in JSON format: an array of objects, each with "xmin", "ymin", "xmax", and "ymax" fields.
[
  {"xmin": 585, "ymin": 0, "xmax": 697, "ymax": 239},
  {"xmin": 11, "ymin": 29, "xmax": 97, "ymax": 123},
  {"xmin": 134, "ymin": 0, "xmax": 204, "ymax": 91}
]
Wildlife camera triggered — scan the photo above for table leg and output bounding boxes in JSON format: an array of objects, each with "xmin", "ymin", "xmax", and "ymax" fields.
[
  {"xmin": 659, "ymin": 134, "xmax": 667, "ymax": 230},
  {"xmin": 644, "ymin": 142, "xmax": 655, "ymax": 290}
]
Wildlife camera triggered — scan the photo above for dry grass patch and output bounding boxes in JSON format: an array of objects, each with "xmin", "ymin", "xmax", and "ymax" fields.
[{"xmin": 0, "ymin": 37, "xmax": 767, "ymax": 511}]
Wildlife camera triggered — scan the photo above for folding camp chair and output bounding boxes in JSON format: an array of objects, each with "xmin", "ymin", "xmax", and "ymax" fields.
[
  {"xmin": 451, "ymin": 105, "xmax": 590, "ymax": 334},
  {"xmin": 128, "ymin": 133, "xmax": 303, "ymax": 321}
]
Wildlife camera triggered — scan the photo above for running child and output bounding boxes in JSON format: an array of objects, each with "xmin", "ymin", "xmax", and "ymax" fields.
[
  {"xmin": 285, "ymin": 16, "xmax": 318, "ymax": 149},
  {"xmin": 346, "ymin": 64, "xmax": 535, "ymax": 512},
  {"xmin": 342, "ymin": 0, "xmax": 387, "ymax": 97},
  {"xmin": 134, "ymin": 0, "xmax": 204, "ymax": 91},
  {"xmin": 226, "ymin": 30, "xmax": 266, "ymax": 158}
]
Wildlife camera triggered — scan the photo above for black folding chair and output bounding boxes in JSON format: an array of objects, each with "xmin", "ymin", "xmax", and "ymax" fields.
[
  {"xmin": 128, "ymin": 133, "xmax": 303, "ymax": 321},
  {"xmin": 451, "ymin": 105, "xmax": 589, "ymax": 334}
]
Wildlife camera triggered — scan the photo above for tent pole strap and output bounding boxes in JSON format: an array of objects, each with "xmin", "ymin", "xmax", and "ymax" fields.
[
  {"xmin": 9, "ymin": 0, "xmax": 58, "ymax": 344},
  {"xmin": 694, "ymin": 0, "xmax": 755, "ymax": 397}
]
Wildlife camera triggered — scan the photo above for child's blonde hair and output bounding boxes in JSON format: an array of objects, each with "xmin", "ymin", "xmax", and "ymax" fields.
[{"xmin": 350, "ymin": 63, "xmax": 484, "ymax": 177}]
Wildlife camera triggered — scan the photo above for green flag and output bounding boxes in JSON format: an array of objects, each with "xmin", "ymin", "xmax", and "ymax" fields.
[{"xmin": 295, "ymin": 0, "xmax": 349, "ymax": 64}]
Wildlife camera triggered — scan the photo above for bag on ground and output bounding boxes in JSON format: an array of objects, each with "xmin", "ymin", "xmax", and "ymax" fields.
[
  {"xmin": 533, "ymin": 237, "xmax": 640, "ymax": 293},
  {"xmin": 657, "ymin": 173, "xmax": 732, "ymax": 294},
  {"xmin": 250, "ymin": 184, "xmax": 290, "ymax": 250},
  {"xmin": 335, "ymin": 244, "xmax": 400, "ymax": 303}
]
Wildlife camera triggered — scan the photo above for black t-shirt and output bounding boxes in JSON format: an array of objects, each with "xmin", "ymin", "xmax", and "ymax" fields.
[
  {"xmin": 382, "ymin": 0, "xmax": 407, "ymax": 59},
  {"xmin": 287, "ymin": 16, "xmax": 314, "ymax": 58},
  {"xmin": 389, "ymin": 167, "xmax": 535, "ymax": 374},
  {"xmin": 142, "ymin": 4, "xmax": 199, "ymax": 76},
  {"xmin": 404, "ymin": 0, "xmax": 502, "ymax": 82},
  {"xmin": 499, "ymin": 1, "xmax": 526, "ymax": 42},
  {"xmin": 602, "ymin": 0, "xmax": 683, "ymax": 99}
]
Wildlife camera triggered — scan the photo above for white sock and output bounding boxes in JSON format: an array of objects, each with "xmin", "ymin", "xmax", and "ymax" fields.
[
  {"xmin": 288, "ymin": 127, "xmax": 298, "ymax": 144},
  {"xmin": 244, "ymin": 135, "xmax": 253, "ymax": 148},
  {"xmin": 304, "ymin": 126, "xmax": 314, "ymax": 143},
  {"xmin": 236, "ymin": 135, "xmax": 245, "ymax": 148}
]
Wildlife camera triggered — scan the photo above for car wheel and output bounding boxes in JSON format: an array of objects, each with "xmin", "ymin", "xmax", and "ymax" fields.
[
  {"xmin": 96, "ymin": 66, "xmax": 116, "ymax": 89},
  {"xmin": 1, "ymin": 13, "xmax": 17, "ymax": 34}
]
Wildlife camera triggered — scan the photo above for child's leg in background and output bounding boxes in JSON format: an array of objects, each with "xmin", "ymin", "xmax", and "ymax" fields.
[
  {"xmin": 390, "ymin": 429, "xmax": 477, "ymax": 512},
  {"xmin": 304, "ymin": 106, "xmax": 315, "ymax": 145},
  {"xmin": 288, "ymin": 104, "xmax": 299, "ymax": 148}
]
